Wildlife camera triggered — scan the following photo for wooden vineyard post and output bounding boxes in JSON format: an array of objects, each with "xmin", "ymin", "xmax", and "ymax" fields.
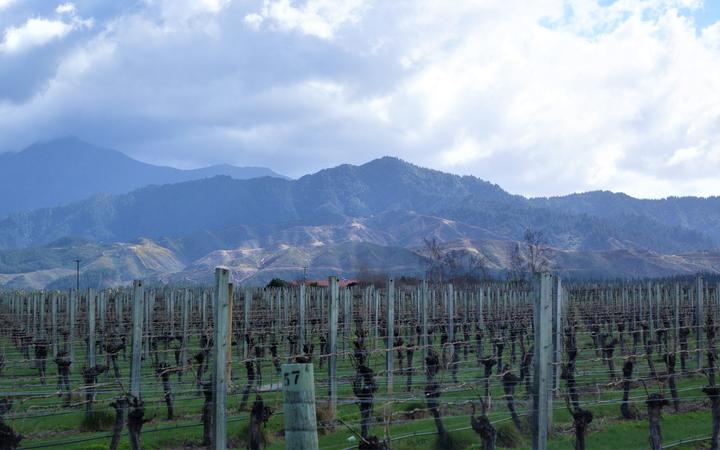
[
  {"xmin": 31, "ymin": 294, "xmax": 36, "ymax": 336},
  {"xmin": 202, "ymin": 290, "xmax": 208, "ymax": 331},
  {"xmin": 447, "ymin": 284, "xmax": 455, "ymax": 352},
  {"xmin": 212, "ymin": 267, "xmax": 230, "ymax": 450},
  {"xmin": 697, "ymin": 275, "xmax": 704, "ymax": 371},
  {"xmin": 181, "ymin": 289, "xmax": 190, "ymax": 380},
  {"xmin": 130, "ymin": 280, "xmax": 144, "ymax": 399},
  {"xmin": 479, "ymin": 287, "xmax": 485, "ymax": 329},
  {"xmin": 374, "ymin": 289, "xmax": 380, "ymax": 349},
  {"xmin": 648, "ymin": 282, "xmax": 655, "ymax": 339},
  {"xmin": 87, "ymin": 289, "xmax": 96, "ymax": 368},
  {"xmin": 298, "ymin": 284, "xmax": 306, "ymax": 348},
  {"xmin": 717, "ymin": 282, "xmax": 720, "ymax": 325},
  {"xmin": 51, "ymin": 294, "xmax": 58, "ymax": 357},
  {"xmin": 69, "ymin": 289, "xmax": 77, "ymax": 366},
  {"xmin": 243, "ymin": 289, "xmax": 251, "ymax": 358},
  {"xmin": 532, "ymin": 273, "xmax": 553, "ymax": 450},
  {"xmin": 226, "ymin": 283, "xmax": 233, "ymax": 387},
  {"xmin": 144, "ymin": 290, "xmax": 152, "ymax": 361},
  {"xmin": 282, "ymin": 363, "xmax": 319, "ymax": 449},
  {"xmin": 39, "ymin": 294, "xmax": 45, "ymax": 338},
  {"xmin": 422, "ymin": 280, "xmax": 429, "ymax": 359},
  {"xmin": 674, "ymin": 284, "xmax": 680, "ymax": 354},
  {"xmin": 553, "ymin": 277, "xmax": 563, "ymax": 396},
  {"xmin": 386, "ymin": 278, "xmax": 395, "ymax": 396},
  {"xmin": 655, "ymin": 283, "xmax": 661, "ymax": 332},
  {"xmin": 116, "ymin": 292, "xmax": 123, "ymax": 334},
  {"xmin": 169, "ymin": 290, "xmax": 176, "ymax": 338},
  {"xmin": 328, "ymin": 276, "xmax": 339, "ymax": 424},
  {"xmin": 96, "ymin": 292, "xmax": 104, "ymax": 357}
]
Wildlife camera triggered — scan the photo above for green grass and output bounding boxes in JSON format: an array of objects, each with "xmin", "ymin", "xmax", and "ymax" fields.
[{"xmin": 0, "ymin": 330, "xmax": 716, "ymax": 449}]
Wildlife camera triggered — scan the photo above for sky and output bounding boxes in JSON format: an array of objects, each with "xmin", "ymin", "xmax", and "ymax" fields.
[{"xmin": 1, "ymin": 0, "xmax": 720, "ymax": 199}]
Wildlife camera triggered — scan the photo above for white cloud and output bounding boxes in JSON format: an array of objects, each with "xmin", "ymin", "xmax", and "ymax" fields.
[
  {"xmin": 243, "ymin": 13, "xmax": 264, "ymax": 30},
  {"xmin": 56, "ymin": 3, "xmax": 76, "ymax": 15},
  {"xmin": 254, "ymin": 0, "xmax": 367, "ymax": 39},
  {"xmin": 0, "ymin": 0, "xmax": 15, "ymax": 10},
  {"xmin": 150, "ymin": 0, "xmax": 230, "ymax": 25},
  {"xmin": 1, "ymin": 0, "xmax": 720, "ymax": 199},
  {"xmin": 0, "ymin": 5, "xmax": 92, "ymax": 55},
  {"xmin": 0, "ymin": 18, "xmax": 74, "ymax": 53}
]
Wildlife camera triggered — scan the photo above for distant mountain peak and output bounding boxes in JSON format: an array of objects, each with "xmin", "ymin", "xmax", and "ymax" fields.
[
  {"xmin": 0, "ymin": 137, "xmax": 289, "ymax": 217},
  {"xmin": 360, "ymin": 156, "xmax": 415, "ymax": 171}
]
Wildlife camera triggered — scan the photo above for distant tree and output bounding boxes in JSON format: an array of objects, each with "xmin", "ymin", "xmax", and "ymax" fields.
[
  {"xmin": 356, "ymin": 263, "xmax": 389, "ymax": 288},
  {"xmin": 266, "ymin": 278, "xmax": 290, "ymax": 289},
  {"xmin": 507, "ymin": 229, "xmax": 552, "ymax": 282},
  {"xmin": 523, "ymin": 228, "xmax": 551, "ymax": 274},
  {"xmin": 508, "ymin": 242, "xmax": 526, "ymax": 282},
  {"xmin": 422, "ymin": 237, "xmax": 488, "ymax": 286},
  {"xmin": 423, "ymin": 237, "xmax": 446, "ymax": 284}
]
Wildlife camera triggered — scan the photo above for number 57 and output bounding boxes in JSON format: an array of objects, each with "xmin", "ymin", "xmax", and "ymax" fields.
[{"xmin": 284, "ymin": 370, "xmax": 300, "ymax": 386}]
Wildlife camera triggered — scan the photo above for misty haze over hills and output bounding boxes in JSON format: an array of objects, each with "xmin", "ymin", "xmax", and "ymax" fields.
[{"xmin": 0, "ymin": 138, "xmax": 719, "ymax": 288}]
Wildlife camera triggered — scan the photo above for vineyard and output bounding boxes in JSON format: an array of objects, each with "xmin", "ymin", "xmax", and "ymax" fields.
[{"xmin": 0, "ymin": 269, "xmax": 718, "ymax": 450}]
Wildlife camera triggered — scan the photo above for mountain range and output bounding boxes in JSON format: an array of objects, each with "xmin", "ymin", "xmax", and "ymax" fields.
[
  {"xmin": 0, "ymin": 138, "xmax": 719, "ymax": 288},
  {"xmin": 0, "ymin": 137, "xmax": 287, "ymax": 218}
]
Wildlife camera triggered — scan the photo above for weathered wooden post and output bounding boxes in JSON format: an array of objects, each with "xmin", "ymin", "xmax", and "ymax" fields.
[
  {"xmin": 202, "ymin": 290, "xmax": 208, "ymax": 331},
  {"xmin": 697, "ymin": 275, "xmax": 705, "ymax": 371},
  {"xmin": 169, "ymin": 289, "xmax": 176, "ymax": 337},
  {"xmin": 648, "ymin": 282, "xmax": 655, "ymax": 339},
  {"xmin": 374, "ymin": 289, "xmax": 380, "ymax": 348},
  {"xmin": 116, "ymin": 292, "xmax": 123, "ymax": 333},
  {"xmin": 69, "ymin": 289, "xmax": 77, "ymax": 365},
  {"xmin": 282, "ymin": 363, "xmax": 319, "ymax": 449},
  {"xmin": 553, "ymin": 277, "xmax": 563, "ymax": 396},
  {"xmin": 387, "ymin": 278, "xmax": 395, "ymax": 395},
  {"xmin": 674, "ymin": 283, "xmax": 680, "ymax": 354},
  {"xmin": 98, "ymin": 292, "xmax": 106, "ymax": 356},
  {"xmin": 39, "ymin": 293, "xmax": 45, "ymax": 338},
  {"xmin": 181, "ymin": 289, "xmax": 190, "ymax": 379},
  {"xmin": 422, "ymin": 280, "xmax": 429, "ymax": 359},
  {"xmin": 212, "ymin": 267, "xmax": 230, "ymax": 450},
  {"xmin": 532, "ymin": 273, "xmax": 553, "ymax": 450},
  {"xmin": 226, "ymin": 284, "xmax": 233, "ymax": 386},
  {"xmin": 447, "ymin": 284, "xmax": 455, "ymax": 348},
  {"xmin": 299, "ymin": 284, "xmax": 306, "ymax": 348},
  {"xmin": 328, "ymin": 276, "xmax": 339, "ymax": 423},
  {"xmin": 243, "ymin": 289, "xmax": 251, "ymax": 358},
  {"xmin": 51, "ymin": 294, "xmax": 58, "ymax": 357},
  {"xmin": 343, "ymin": 287, "xmax": 351, "ymax": 357},
  {"xmin": 144, "ymin": 290, "xmax": 152, "ymax": 361},
  {"xmin": 87, "ymin": 289, "xmax": 96, "ymax": 368},
  {"xmin": 130, "ymin": 280, "xmax": 144, "ymax": 399},
  {"xmin": 31, "ymin": 294, "xmax": 37, "ymax": 336}
]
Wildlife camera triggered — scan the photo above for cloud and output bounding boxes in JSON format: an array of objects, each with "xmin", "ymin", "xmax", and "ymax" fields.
[
  {"xmin": 56, "ymin": 3, "xmax": 76, "ymax": 15},
  {"xmin": 243, "ymin": 12, "xmax": 264, "ymax": 30},
  {"xmin": 0, "ymin": 10, "xmax": 92, "ymax": 54},
  {"xmin": 1, "ymin": 0, "xmax": 720, "ymax": 199},
  {"xmin": 249, "ymin": 0, "xmax": 367, "ymax": 39},
  {"xmin": 1, "ymin": 18, "xmax": 71, "ymax": 53}
]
